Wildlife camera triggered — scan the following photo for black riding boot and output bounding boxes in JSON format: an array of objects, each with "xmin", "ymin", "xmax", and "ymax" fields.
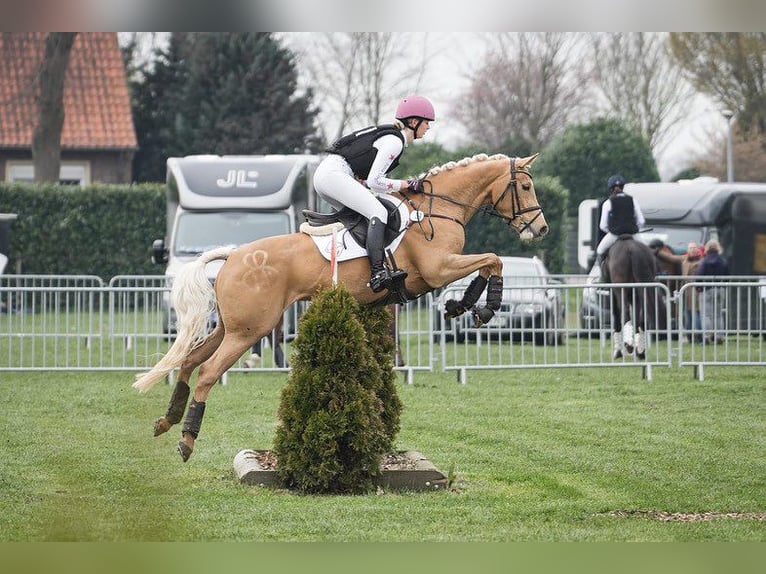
[{"xmin": 367, "ymin": 217, "xmax": 391, "ymax": 293}]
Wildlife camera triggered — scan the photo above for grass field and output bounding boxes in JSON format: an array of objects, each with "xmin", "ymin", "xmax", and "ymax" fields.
[{"xmin": 0, "ymin": 366, "xmax": 763, "ymax": 542}]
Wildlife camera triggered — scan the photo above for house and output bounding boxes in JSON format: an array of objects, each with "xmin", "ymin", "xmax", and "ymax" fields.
[{"xmin": 0, "ymin": 32, "xmax": 137, "ymax": 185}]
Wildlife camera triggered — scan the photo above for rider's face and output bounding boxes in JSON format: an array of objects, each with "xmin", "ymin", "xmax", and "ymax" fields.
[{"xmin": 415, "ymin": 119, "xmax": 431, "ymax": 139}]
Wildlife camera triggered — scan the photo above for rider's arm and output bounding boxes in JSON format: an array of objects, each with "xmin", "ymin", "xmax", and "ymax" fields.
[
  {"xmin": 599, "ymin": 199, "xmax": 611, "ymax": 233},
  {"xmin": 633, "ymin": 200, "xmax": 646, "ymax": 228},
  {"xmin": 365, "ymin": 134, "xmax": 408, "ymax": 194}
]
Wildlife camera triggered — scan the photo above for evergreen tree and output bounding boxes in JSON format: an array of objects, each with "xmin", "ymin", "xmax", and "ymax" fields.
[
  {"xmin": 130, "ymin": 33, "xmax": 322, "ymax": 182},
  {"xmin": 535, "ymin": 118, "xmax": 659, "ymax": 216},
  {"xmin": 273, "ymin": 286, "xmax": 393, "ymax": 494}
]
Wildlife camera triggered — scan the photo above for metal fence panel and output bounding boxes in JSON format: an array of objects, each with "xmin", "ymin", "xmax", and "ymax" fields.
[{"xmin": 2, "ymin": 275, "xmax": 765, "ymax": 382}]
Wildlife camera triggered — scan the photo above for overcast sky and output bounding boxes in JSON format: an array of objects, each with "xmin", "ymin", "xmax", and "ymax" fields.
[{"xmin": 125, "ymin": 32, "xmax": 730, "ymax": 181}]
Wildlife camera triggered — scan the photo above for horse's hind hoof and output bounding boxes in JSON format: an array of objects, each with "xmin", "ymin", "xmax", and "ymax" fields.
[
  {"xmin": 637, "ymin": 352, "xmax": 646, "ymax": 361},
  {"xmin": 177, "ymin": 442, "xmax": 193, "ymax": 462},
  {"xmin": 154, "ymin": 417, "xmax": 171, "ymax": 437},
  {"xmin": 613, "ymin": 350, "xmax": 623, "ymax": 360}
]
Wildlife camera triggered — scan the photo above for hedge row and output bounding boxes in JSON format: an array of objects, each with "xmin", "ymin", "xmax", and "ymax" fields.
[
  {"xmin": 0, "ymin": 183, "xmax": 165, "ymax": 279},
  {"xmin": 0, "ymin": 176, "xmax": 568, "ymax": 279}
]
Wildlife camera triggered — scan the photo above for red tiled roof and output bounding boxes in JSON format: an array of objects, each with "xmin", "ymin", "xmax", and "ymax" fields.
[{"xmin": 0, "ymin": 32, "xmax": 137, "ymax": 150}]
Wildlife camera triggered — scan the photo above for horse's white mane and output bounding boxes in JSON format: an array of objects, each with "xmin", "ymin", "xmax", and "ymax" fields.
[{"xmin": 419, "ymin": 153, "xmax": 509, "ymax": 179}]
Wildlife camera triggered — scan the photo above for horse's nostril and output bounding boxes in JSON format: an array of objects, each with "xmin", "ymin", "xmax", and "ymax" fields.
[{"xmin": 539, "ymin": 226, "xmax": 549, "ymax": 237}]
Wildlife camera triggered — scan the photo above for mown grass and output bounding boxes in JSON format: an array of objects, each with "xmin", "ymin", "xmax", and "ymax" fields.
[{"xmin": 0, "ymin": 366, "xmax": 763, "ymax": 541}]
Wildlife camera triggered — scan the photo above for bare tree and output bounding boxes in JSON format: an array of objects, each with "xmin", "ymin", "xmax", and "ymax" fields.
[
  {"xmin": 669, "ymin": 32, "xmax": 766, "ymax": 136},
  {"xmin": 452, "ymin": 33, "xmax": 587, "ymax": 151},
  {"xmin": 287, "ymin": 33, "xmax": 429, "ymax": 142},
  {"xmin": 32, "ymin": 32, "xmax": 77, "ymax": 183},
  {"xmin": 588, "ymin": 33, "xmax": 696, "ymax": 153}
]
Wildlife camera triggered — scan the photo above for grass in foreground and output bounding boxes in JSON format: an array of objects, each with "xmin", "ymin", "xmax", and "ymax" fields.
[{"xmin": 0, "ymin": 366, "xmax": 763, "ymax": 541}]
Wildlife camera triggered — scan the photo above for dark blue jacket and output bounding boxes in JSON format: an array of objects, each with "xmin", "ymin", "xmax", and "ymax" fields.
[{"xmin": 696, "ymin": 253, "xmax": 730, "ymax": 277}]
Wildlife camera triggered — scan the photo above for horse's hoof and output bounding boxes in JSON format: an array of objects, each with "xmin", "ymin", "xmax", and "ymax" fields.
[
  {"xmin": 154, "ymin": 417, "xmax": 171, "ymax": 437},
  {"xmin": 613, "ymin": 350, "xmax": 623, "ymax": 360},
  {"xmin": 637, "ymin": 352, "xmax": 646, "ymax": 361},
  {"xmin": 624, "ymin": 344, "xmax": 634, "ymax": 354},
  {"xmin": 177, "ymin": 442, "xmax": 193, "ymax": 462}
]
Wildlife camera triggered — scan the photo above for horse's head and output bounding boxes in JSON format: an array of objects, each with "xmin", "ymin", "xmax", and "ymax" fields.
[{"xmin": 490, "ymin": 153, "xmax": 548, "ymax": 241}]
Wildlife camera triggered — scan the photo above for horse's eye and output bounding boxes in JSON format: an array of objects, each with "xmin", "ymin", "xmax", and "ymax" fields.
[{"xmin": 522, "ymin": 183, "xmax": 531, "ymax": 191}]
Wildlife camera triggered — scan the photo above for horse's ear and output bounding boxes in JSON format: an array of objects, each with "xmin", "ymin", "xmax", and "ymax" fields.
[{"xmin": 517, "ymin": 152, "xmax": 541, "ymax": 169}]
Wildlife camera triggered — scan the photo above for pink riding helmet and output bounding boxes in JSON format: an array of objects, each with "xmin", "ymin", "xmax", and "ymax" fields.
[{"xmin": 396, "ymin": 96, "xmax": 436, "ymax": 121}]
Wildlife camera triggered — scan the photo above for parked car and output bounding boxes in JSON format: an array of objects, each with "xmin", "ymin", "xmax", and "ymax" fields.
[
  {"xmin": 579, "ymin": 262, "xmax": 612, "ymax": 332},
  {"xmin": 434, "ymin": 256, "xmax": 565, "ymax": 345}
]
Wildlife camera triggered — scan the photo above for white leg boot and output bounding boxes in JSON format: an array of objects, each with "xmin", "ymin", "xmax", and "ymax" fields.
[
  {"xmin": 612, "ymin": 331, "xmax": 623, "ymax": 359},
  {"xmin": 635, "ymin": 330, "xmax": 646, "ymax": 359}
]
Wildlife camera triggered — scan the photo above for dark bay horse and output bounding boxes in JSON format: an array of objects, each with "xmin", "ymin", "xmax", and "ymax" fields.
[
  {"xmin": 134, "ymin": 153, "xmax": 549, "ymax": 461},
  {"xmin": 605, "ymin": 236, "xmax": 660, "ymax": 359}
]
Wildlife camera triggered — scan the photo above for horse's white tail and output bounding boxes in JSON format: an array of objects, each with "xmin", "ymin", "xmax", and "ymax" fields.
[{"xmin": 133, "ymin": 246, "xmax": 236, "ymax": 393}]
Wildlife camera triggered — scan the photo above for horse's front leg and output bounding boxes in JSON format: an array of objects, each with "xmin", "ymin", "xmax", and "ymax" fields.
[
  {"xmin": 426, "ymin": 253, "xmax": 504, "ymax": 326},
  {"xmin": 611, "ymin": 288, "xmax": 624, "ymax": 359}
]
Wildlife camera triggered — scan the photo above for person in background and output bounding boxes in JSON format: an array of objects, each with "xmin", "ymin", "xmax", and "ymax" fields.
[
  {"xmin": 696, "ymin": 239, "xmax": 730, "ymax": 345},
  {"xmin": 595, "ymin": 175, "xmax": 646, "ymax": 276},
  {"xmin": 650, "ymin": 240, "xmax": 704, "ymax": 339}
]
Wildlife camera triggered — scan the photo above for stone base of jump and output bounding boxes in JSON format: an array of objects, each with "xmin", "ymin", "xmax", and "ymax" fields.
[{"xmin": 233, "ymin": 449, "xmax": 449, "ymax": 492}]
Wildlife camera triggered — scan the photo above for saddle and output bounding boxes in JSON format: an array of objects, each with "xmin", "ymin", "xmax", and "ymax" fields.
[
  {"xmin": 301, "ymin": 197, "xmax": 410, "ymax": 304},
  {"xmin": 301, "ymin": 196, "xmax": 403, "ymax": 248}
]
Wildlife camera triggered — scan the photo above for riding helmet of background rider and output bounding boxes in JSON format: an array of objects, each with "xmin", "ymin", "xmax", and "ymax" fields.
[{"xmin": 607, "ymin": 174, "xmax": 626, "ymax": 194}]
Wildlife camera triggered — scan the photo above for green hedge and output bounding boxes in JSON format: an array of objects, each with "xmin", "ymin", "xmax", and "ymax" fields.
[
  {"xmin": 0, "ymin": 175, "xmax": 568, "ymax": 278},
  {"xmin": 0, "ymin": 183, "xmax": 165, "ymax": 279}
]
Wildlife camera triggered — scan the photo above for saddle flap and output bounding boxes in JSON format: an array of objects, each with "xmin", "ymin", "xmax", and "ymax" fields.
[{"xmin": 302, "ymin": 197, "xmax": 403, "ymax": 247}]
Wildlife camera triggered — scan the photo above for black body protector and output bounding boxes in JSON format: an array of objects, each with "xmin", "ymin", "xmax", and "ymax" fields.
[
  {"xmin": 326, "ymin": 124, "xmax": 405, "ymax": 179},
  {"xmin": 607, "ymin": 192, "xmax": 639, "ymax": 235},
  {"xmin": 326, "ymin": 124, "xmax": 409, "ymax": 295}
]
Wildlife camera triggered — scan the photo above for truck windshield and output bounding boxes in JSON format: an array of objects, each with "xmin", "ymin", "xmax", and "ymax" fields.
[
  {"xmin": 636, "ymin": 225, "xmax": 710, "ymax": 255},
  {"xmin": 174, "ymin": 211, "xmax": 291, "ymax": 255}
]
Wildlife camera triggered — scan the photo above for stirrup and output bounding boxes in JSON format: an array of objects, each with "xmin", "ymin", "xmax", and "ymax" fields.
[{"xmin": 369, "ymin": 268, "xmax": 392, "ymax": 293}]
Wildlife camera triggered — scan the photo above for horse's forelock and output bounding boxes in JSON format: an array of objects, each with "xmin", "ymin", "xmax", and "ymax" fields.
[{"xmin": 420, "ymin": 153, "xmax": 509, "ymax": 179}]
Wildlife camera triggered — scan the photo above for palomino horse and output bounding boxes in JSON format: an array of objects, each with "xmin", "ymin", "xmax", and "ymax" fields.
[
  {"xmin": 134, "ymin": 153, "xmax": 549, "ymax": 461},
  {"xmin": 605, "ymin": 236, "xmax": 661, "ymax": 359}
]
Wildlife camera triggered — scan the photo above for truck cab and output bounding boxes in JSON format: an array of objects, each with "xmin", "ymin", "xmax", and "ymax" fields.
[{"xmin": 153, "ymin": 154, "xmax": 320, "ymax": 333}]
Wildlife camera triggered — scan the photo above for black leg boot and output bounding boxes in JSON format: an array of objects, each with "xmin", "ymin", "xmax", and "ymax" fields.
[{"xmin": 367, "ymin": 217, "xmax": 391, "ymax": 293}]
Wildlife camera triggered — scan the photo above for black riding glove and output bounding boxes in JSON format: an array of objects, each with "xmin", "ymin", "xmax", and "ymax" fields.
[{"xmin": 406, "ymin": 178, "xmax": 424, "ymax": 194}]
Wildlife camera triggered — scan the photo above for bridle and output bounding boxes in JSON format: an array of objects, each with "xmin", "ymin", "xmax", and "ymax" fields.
[{"xmin": 407, "ymin": 157, "xmax": 544, "ymax": 240}]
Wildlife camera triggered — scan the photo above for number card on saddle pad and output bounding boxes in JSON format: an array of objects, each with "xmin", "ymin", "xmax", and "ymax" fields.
[{"xmin": 300, "ymin": 197, "xmax": 421, "ymax": 262}]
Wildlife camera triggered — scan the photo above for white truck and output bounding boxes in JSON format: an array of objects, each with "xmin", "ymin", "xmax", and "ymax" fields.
[{"xmin": 152, "ymin": 154, "xmax": 321, "ymax": 334}]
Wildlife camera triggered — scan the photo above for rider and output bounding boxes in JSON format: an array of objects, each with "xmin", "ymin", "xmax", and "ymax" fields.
[
  {"xmin": 595, "ymin": 174, "xmax": 646, "ymax": 269},
  {"xmin": 313, "ymin": 95, "xmax": 435, "ymax": 293}
]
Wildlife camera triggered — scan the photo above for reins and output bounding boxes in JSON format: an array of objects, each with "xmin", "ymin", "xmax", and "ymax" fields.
[{"xmin": 404, "ymin": 157, "xmax": 544, "ymax": 241}]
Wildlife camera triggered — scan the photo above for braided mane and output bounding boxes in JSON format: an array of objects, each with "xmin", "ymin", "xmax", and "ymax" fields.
[{"xmin": 420, "ymin": 153, "xmax": 509, "ymax": 179}]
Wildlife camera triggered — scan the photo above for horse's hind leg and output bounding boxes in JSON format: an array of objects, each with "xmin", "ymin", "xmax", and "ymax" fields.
[
  {"xmin": 177, "ymin": 332, "xmax": 254, "ymax": 462},
  {"xmin": 154, "ymin": 324, "xmax": 225, "ymax": 437}
]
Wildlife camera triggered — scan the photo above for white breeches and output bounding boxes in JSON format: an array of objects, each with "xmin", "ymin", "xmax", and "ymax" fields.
[
  {"xmin": 596, "ymin": 232, "xmax": 618, "ymax": 255},
  {"xmin": 313, "ymin": 154, "xmax": 389, "ymax": 223}
]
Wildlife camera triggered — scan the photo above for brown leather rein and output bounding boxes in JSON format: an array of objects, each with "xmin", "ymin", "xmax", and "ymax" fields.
[{"xmin": 404, "ymin": 157, "xmax": 544, "ymax": 241}]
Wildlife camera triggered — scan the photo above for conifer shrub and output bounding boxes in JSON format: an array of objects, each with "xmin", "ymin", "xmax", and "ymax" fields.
[
  {"xmin": 273, "ymin": 285, "xmax": 401, "ymax": 494},
  {"xmin": 356, "ymin": 305, "xmax": 402, "ymax": 447}
]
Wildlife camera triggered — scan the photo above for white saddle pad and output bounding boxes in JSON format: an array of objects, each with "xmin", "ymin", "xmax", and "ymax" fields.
[{"xmin": 300, "ymin": 201, "xmax": 421, "ymax": 262}]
